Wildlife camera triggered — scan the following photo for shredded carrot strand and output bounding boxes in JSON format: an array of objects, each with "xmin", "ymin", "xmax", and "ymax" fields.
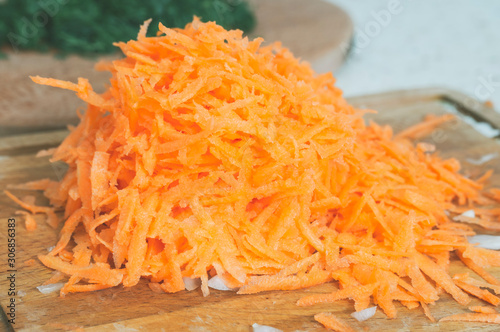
[
  {"xmin": 395, "ymin": 114, "xmax": 455, "ymax": 140},
  {"xmin": 421, "ymin": 301, "xmax": 436, "ymax": 322},
  {"xmin": 456, "ymin": 249, "xmax": 500, "ymax": 286},
  {"xmin": 24, "ymin": 259, "xmax": 36, "ymax": 267},
  {"xmin": 454, "ymin": 280, "xmax": 500, "ymax": 306},
  {"xmin": 15, "ymin": 210, "xmax": 37, "ymax": 231}
]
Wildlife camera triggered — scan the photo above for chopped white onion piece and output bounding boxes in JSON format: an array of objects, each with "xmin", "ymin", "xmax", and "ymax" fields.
[
  {"xmin": 36, "ymin": 283, "xmax": 64, "ymax": 294},
  {"xmin": 207, "ymin": 275, "xmax": 233, "ymax": 291},
  {"xmin": 47, "ymin": 246, "xmax": 55, "ymax": 252},
  {"xmin": 453, "ymin": 210, "xmax": 475, "ymax": 221},
  {"xmin": 351, "ymin": 306, "xmax": 377, "ymax": 322},
  {"xmin": 252, "ymin": 323, "xmax": 283, "ymax": 332},
  {"xmin": 468, "ymin": 235, "xmax": 500, "ymax": 250},
  {"xmin": 17, "ymin": 290, "xmax": 26, "ymax": 297},
  {"xmin": 183, "ymin": 277, "xmax": 201, "ymax": 291},
  {"xmin": 467, "ymin": 153, "xmax": 498, "ymax": 165}
]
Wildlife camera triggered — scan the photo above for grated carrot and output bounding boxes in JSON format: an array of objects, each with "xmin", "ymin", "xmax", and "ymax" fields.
[
  {"xmin": 439, "ymin": 312, "xmax": 500, "ymax": 324},
  {"xmin": 47, "ymin": 322, "xmax": 84, "ymax": 332},
  {"xmin": 5, "ymin": 17, "xmax": 499, "ymax": 328},
  {"xmin": 395, "ymin": 114, "xmax": 455, "ymax": 140},
  {"xmin": 314, "ymin": 312, "xmax": 355, "ymax": 332},
  {"xmin": 15, "ymin": 210, "xmax": 37, "ymax": 231},
  {"xmin": 297, "ymin": 283, "xmax": 379, "ymax": 307},
  {"xmin": 491, "ymin": 189, "xmax": 500, "ymax": 203},
  {"xmin": 24, "ymin": 259, "xmax": 36, "ymax": 267},
  {"xmin": 456, "ymin": 250, "xmax": 500, "ymax": 286},
  {"xmin": 469, "ymin": 306, "xmax": 497, "ymax": 314},
  {"xmin": 453, "ymin": 215, "xmax": 500, "ymax": 231},
  {"xmin": 421, "ymin": 301, "xmax": 436, "ymax": 322},
  {"xmin": 5, "ymin": 190, "xmax": 58, "ymax": 228},
  {"xmin": 453, "ymin": 279, "xmax": 500, "ymax": 306},
  {"xmin": 453, "ymin": 273, "xmax": 500, "ymax": 294}
]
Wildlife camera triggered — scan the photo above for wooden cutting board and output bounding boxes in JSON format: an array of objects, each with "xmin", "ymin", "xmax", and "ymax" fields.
[
  {"xmin": 1, "ymin": 88, "xmax": 500, "ymax": 332},
  {"xmin": 0, "ymin": 0, "xmax": 352, "ymax": 134}
]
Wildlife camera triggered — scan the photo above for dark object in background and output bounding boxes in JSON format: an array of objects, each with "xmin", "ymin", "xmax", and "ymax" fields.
[
  {"xmin": 0, "ymin": 0, "xmax": 352, "ymax": 136},
  {"xmin": 0, "ymin": 0, "xmax": 255, "ymax": 55}
]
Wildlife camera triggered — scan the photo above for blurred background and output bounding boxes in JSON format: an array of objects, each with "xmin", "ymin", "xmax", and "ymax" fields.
[
  {"xmin": 0, "ymin": 0, "xmax": 499, "ymax": 133},
  {"xmin": 329, "ymin": 0, "xmax": 500, "ymax": 109}
]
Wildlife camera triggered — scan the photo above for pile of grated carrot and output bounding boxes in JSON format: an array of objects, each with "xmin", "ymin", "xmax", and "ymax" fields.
[{"xmin": 8, "ymin": 18, "xmax": 500, "ymax": 329}]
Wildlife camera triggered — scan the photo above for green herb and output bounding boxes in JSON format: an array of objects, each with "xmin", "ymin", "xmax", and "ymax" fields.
[{"xmin": 0, "ymin": 0, "xmax": 255, "ymax": 56}]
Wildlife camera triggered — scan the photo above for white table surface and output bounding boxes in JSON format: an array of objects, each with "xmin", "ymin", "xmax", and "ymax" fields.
[{"xmin": 327, "ymin": 0, "xmax": 500, "ymax": 110}]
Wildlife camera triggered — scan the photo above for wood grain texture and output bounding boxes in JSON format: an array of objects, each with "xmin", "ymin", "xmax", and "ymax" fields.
[
  {"xmin": 0, "ymin": 0, "xmax": 352, "ymax": 132},
  {"xmin": 1, "ymin": 89, "xmax": 500, "ymax": 331}
]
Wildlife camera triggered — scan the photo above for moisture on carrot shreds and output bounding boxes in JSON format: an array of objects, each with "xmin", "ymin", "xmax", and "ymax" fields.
[{"xmin": 13, "ymin": 17, "xmax": 500, "ymax": 328}]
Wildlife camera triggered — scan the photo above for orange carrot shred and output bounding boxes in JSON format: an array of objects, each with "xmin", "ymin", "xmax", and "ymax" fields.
[
  {"xmin": 42, "ymin": 271, "xmax": 66, "ymax": 286},
  {"xmin": 6, "ymin": 190, "xmax": 58, "ymax": 228},
  {"xmin": 415, "ymin": 253, "xmax": 470, "ymax": 306},
  {"xmin": 421, "ymin": 301, "xmax": 436, "ymax": 322},
  {"xmin": 314, "ymin": 312, "xmax": 356, "ymax": 332},
  {"xmin": 453, "ymin": 273, "xmax": 500, "ymax": 294},
  {"xmin": 5, "ymin": 190, "xmax": 46, "ymax": 214},
  {"xmin": 297, "ymin": 283, "xmax": 378, "ymax": 307},
  {"xmin": 491, "ymin": 189, "xmax": 500, "ymax": 202},
  {"xmin": 47, "ymin": 322, "xmax": 84, "ymax": 332},
  {"xmin": 15, "ymin": 210, "xmax": 37, "ymax": 231},
  {"xmin": 454, "ymin": 280, "xmax": 500, "ymax": 306},
  {"xmin": 24, "ymin": 259, "xmax": 36, "ymax": 267},
  {"xmin": 456, "ymin": 250, "xmax": 500, "ymax": 286}
]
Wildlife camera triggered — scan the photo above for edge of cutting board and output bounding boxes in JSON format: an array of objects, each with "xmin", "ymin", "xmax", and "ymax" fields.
[{"xmin": 0, "ymin": 88, "xmax": 497, "ymax": 148}]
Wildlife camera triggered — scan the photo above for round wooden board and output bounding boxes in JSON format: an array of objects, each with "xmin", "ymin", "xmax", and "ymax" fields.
[
  {"xmin": 249, "ymin": 0, "xmax": 353, "ymax": 74},
  {"xmin": 0, "ymin": 0, "xmax": 352, "ymax": 132}
]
